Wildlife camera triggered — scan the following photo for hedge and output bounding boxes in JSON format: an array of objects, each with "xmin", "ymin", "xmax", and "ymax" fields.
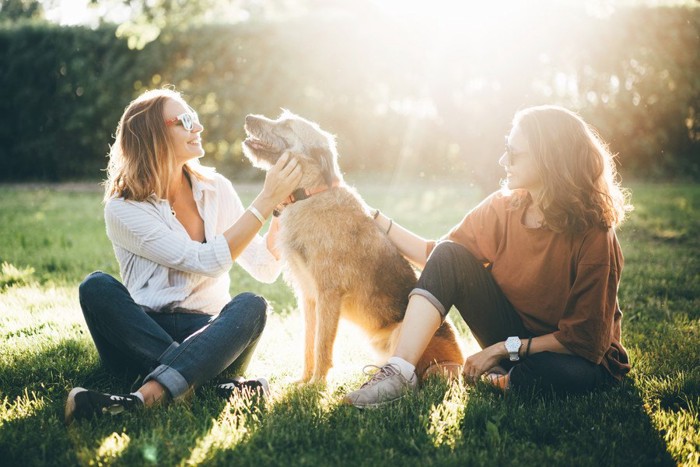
[{"xmin": 1, "ymin": 6, "xmax": 698, "ymax": 183}]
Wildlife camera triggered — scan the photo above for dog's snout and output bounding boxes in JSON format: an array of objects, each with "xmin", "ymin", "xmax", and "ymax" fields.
[
  {"xmin": 245, "ymin": 114, "xmax": 274, "ymax": 125},
  {"xmin": 245, "ymin": 115, "xmax": 276, "ymax": 136}
]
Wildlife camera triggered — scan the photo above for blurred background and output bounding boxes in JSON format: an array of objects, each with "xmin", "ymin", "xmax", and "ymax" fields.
[{"xmin": 0, "ymin": 0, "xmax": 698, "ymax": 189}]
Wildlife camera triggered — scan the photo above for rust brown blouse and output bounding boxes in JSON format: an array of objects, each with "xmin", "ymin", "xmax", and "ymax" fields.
[{"xmin": 427, "ymin": 190, "xmax": 630, "ymax": 379}]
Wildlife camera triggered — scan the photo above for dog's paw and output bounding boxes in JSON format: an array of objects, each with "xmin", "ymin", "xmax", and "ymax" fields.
[
  {"xmin": 308, "ymin": 375, "xmax": 329, "ymax": 387},
  {"xmin": 292, "ymin": 377, "xmax": 327, "ymax": 389},
  {"xmin": 422, "ymin": 361, "xmax": 463, "ymax": 381}
]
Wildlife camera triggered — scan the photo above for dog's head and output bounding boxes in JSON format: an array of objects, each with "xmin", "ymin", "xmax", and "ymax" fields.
[{"xmin": 243, "ymin": 110, "xmax": 341, "ymax": 187}]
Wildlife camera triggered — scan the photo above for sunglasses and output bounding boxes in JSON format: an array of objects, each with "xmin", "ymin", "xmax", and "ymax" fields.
[
  {"xmin": 165, "ymin": 111, "xmax": 199, "ymax": 131},
  {"xmin": 504, "ymin": 137, "xmax": 528, "ymax": 166}
]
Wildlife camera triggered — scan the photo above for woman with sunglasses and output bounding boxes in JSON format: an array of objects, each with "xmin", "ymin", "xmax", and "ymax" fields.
[
  {"xmin": 345, "ymin": 105, "xmax": 633, "ymax": 407},
  {"xmin": 65, "ymin": 88, "xmax": 302, "ymax": 424}
]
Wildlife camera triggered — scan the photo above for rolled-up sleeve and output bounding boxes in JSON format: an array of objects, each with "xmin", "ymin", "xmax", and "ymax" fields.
[
  {"xmin": 553, "ymin": 229, "xmax": 622, "ymax": 364},
  {"xmin": 428, "ymin": 191, "xmax": 505, "ymax": 264},
  {"xmin": 219, "ymin": 180, "xmax": 282, "ymax": 283},
  {"xmin": 236, "ymin": 233, "xmax": 283, "ymax": 283},
  {"xmin": 554, "ymin": 263, "xmax": 618, "ymax": 364}
]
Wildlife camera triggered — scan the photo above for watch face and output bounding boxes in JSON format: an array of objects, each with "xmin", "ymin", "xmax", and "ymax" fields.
[{"xmin": 505, "ymin": 336, "xmax": 521, "ymax": 352}]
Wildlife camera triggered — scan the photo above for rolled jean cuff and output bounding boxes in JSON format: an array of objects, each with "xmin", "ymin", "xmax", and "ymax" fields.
[
  {"xmin": 143, "ymin": 342, "xmax": 189, "ymax": 400},
  {"xmin": 409, "ymin": 288, "xmax": 448, "ymax": 319},
  {"xmin": 145, "ymin": 364, "xmax": 189, "ymax": 400}
]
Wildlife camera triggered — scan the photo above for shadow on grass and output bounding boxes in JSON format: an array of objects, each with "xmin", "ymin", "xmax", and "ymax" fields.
[
  {"xmin": 471, "ymin": 382, "xmax": 676, "ymax": 466},
  {"xmin": 0, "ymin": 338, "xmax": 681, "ymax": 465},
  {"xmin": 198, "ymin": 377, "xmax": 677, "ymax": 465},
  {"xmin": 0, "ymin": 336, "xmax": 231, "ymax": 465},
  {"xmin": 0, "ymin": 337, "xmax": 129, "ymax": 465}
]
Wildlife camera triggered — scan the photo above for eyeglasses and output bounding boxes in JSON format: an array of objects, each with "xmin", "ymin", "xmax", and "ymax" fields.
[
  {"xmin": 504, "ymin": 137, "xmax": 528, "ymax": 166},
  {"xmin": 165, "ymin": 111, "xmax": 199, "ymax": 131}
]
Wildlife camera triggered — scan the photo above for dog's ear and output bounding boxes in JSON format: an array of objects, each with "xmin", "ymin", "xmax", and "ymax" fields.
[{"xmin": 310, "ymin": 146, "xmax": 337, "ymax": 187}]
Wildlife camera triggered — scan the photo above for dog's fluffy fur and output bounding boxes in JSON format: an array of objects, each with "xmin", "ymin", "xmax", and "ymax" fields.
[{"xmin": 243, "ymin": 110, "xmax": 464, "ymax": 383}]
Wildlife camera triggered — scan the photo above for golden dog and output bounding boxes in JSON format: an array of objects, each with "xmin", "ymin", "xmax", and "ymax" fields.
[{"xmin": 242, "ymin": 111, "xmax": 464, "ymax": 383}]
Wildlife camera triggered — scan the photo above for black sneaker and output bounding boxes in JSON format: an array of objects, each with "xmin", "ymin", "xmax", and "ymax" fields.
[
  {"xmin": 215, "ymin": 377, "xmax": 270, "ymax": 398},
  {"xmin": 64, "ymin": 387, "xmax": 142, "ymax": 425}
]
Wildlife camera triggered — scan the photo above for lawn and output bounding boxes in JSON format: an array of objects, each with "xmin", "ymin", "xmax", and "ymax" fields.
[{"xmin": 0, "ymin": 179, "xmax": 697, "ymax": 466}]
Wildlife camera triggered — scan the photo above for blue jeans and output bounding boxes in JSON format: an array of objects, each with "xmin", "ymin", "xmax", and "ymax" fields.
[
  {"xmin": 78, "ymin": 271, "xmax": 268, "ymax": 400},
  {"xmin": 412, "ymin": 242, "xmax": 614, "ymax": 393}
]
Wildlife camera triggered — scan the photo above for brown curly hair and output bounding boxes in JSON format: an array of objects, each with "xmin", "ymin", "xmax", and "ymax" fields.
[{"xmin": 511, "ymin": 105, "xmax": 632, "ymax": 233}]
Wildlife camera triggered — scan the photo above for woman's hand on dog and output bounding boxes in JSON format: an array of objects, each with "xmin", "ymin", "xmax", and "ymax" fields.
[{"xmin": 262, "ymin": 151, "xmax": 303, "ymax": 205}]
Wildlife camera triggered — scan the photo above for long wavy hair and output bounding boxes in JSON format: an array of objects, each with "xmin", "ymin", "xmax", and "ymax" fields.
[
  {"xmin": 509, "ymin": 105, "xmax": 632, "ymax": 233},
  {"xmin": 103, "ymin": 88, "xmax": 211, "ymax": 202}
]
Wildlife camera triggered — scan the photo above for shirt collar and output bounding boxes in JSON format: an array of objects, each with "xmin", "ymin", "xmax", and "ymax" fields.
[{"xmin": 190, "ymin": 174, "xmax": 216, "ymax": 201}]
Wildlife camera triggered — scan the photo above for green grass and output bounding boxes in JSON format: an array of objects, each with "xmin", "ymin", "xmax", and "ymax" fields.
[{"xmin": 0, "ymin": 180, "xmax": 697, "ymax": 466}]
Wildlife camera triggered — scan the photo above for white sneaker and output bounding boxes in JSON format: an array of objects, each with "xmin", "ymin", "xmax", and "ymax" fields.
[{"xmin": 344, "ymin": 363, "xmax": 417, "ymax": 409}]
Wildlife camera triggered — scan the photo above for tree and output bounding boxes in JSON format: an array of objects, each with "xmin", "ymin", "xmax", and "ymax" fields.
[{"xmin": 0, "ymin": 0, "xmax": 44, "ymax": 21}]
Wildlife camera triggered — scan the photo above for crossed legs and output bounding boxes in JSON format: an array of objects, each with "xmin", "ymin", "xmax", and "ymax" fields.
[{"xmin": 78, "ymin": 271, "xmax": 268, "ymax": 404}]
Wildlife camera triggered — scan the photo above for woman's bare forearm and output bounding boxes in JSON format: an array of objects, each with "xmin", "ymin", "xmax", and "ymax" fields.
[
  {"xmin": 374, "ymin": 211, "xmax": 430, "ymax": 268},
  {"xmin": 225, "ymin": 152, "xmax": 301, "ymax": 261},
  {"xmin": 223, "ymin": 191, "xmax": 279, "ymax": 261}
]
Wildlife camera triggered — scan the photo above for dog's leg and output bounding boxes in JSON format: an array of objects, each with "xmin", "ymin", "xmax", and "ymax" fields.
[
  {"xmin": 310, "ymin": 292, "xmax": 342, "ymax": 383},
  {"xmin": 301, "ymin": 296, "xmax": 317, "ymax": 383}
]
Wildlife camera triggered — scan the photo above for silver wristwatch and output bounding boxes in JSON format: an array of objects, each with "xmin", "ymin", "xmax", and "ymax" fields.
[{"xmin": 505, "ymin": 336, "xmax": 522, "ymax": 361}]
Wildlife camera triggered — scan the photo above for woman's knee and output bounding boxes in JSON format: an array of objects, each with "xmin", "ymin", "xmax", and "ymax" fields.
[
  {"xmin": 430, "ymin": 241, "xmax": 472, "ymax": 261},
  {"xmin": 223, "ymin": 292, "xmax": 268, "ymax": 333},
  {"xmin": 79, "ymin": 271, "xmax": 118, "ymax": 304},
  {"xmin": 427, "ymin": 241, "xmax": 483, "ymax": 273},
  {"xmin": 418, "ymin": 241, "xmax": 484, "ymax": 291},
  {"xmin": 236, "ymin": 292, "xmax": 268, "ymax": 316}
]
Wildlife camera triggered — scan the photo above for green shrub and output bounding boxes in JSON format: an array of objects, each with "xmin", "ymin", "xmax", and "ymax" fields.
[{"xmin": 1, "ymin": 6, "xmax": 698, "ymax": 183}]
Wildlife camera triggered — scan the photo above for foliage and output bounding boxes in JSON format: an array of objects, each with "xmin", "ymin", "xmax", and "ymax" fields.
[
  {"xmin": 0, "ymin": 181, "xmax": 697, "ymax": 465},
  {"xmin": 0, "ymin": 5, "xmax": 699, "ymax": 185},
  {"xmin": 0, "ymin": 261, "xmax": 35, "ymax": 289},
  {"xmin": 0, "ymin": 23, "xmax": 167, "ymax": 180},
  {"xmin": 0, "ymin": 0, "xmax": 43, "ymax": 22}
]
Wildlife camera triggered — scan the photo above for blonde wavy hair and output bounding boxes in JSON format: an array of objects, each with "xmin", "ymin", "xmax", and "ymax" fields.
[
  {"xmin": 103, "ymin": 88, "xmax": 212, "ymax": 202},
  {"xmin": 509, "ymin": 105, "xmax": 632, "ymax": 233}
]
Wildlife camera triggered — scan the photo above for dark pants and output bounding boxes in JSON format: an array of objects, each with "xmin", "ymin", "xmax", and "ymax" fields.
[
  {"xmin": 411, "ymin": 242, "xmax": 613, "ymax": 393},
  {"xmin": 79, "ymin": 271, "xmax": 268, "ymax": 399}
]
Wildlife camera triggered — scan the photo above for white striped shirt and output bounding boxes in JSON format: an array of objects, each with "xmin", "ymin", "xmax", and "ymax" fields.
[{"xmin": 105, "ymin": 172, "xmax": 282, "ymax": 315}]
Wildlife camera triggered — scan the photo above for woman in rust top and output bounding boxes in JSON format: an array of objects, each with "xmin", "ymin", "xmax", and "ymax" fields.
[{"xmin": 346, "ymin": 105, "xmax": 633, "ymax": 408}]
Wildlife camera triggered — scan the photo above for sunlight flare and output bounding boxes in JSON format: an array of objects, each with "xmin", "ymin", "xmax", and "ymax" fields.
[
  {"xmin": 186, "ymin": 400, "xmax": 254, "ymax": 464},
  {"xmin": 0, "ymin": 390, "xmax": 45, "ymax": 424},
  {"xmin": 96, "ymin": 432, "xmax": 131, "ymax": 463},
  {"xmin": 426, "ymin": 382, "xmax": 468, "ymax": 449}
]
